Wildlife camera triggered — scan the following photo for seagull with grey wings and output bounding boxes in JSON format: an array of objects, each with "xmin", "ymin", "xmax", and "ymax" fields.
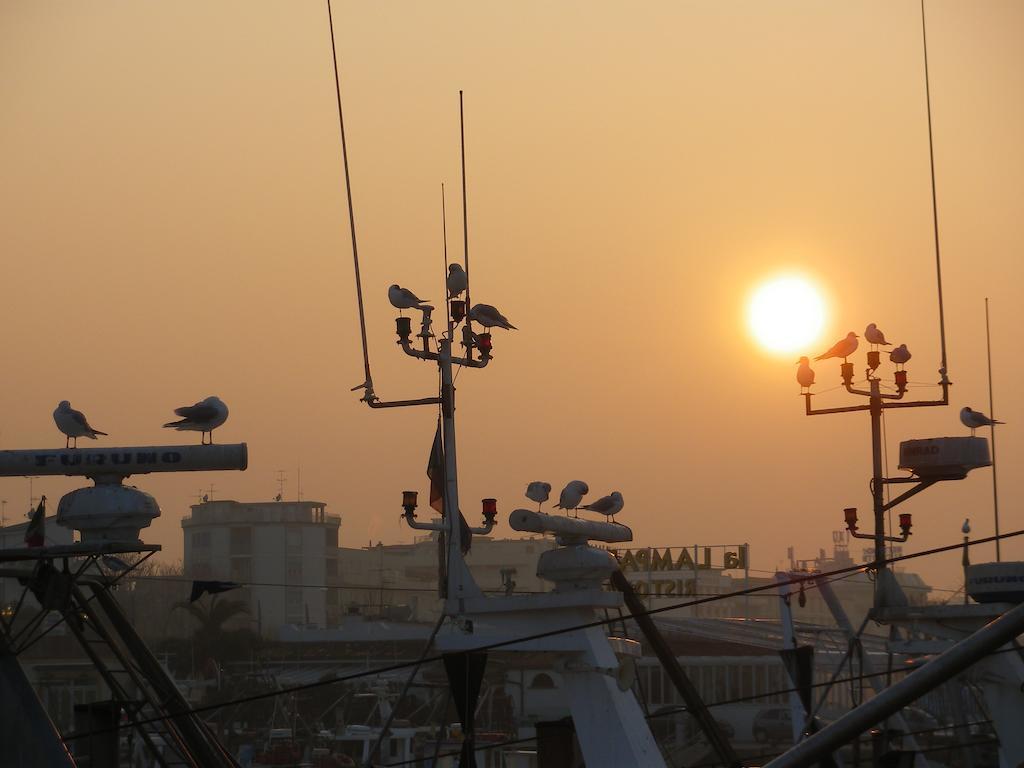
[
  {"xmin": 864, "ymin": 323, "xmax": 891, "ymax": 347},
  {"xmin": 889, "ymin": 344, "xmax": 911, "ymax": 369},
  {"xmin": 54, "ymin": 401, "xmax": 107, "ymax": 448},
  {"xmin": 815, "ymin": 332, "xmax": 859, "ymax": 362},
  {"xmin": 469, "ymin": 303, "xmax": 517, "ymax": 331},
  {"xmin": 447, "ymin": 264, "xmax": 468, "ymax": 299},
  {"xmin": 525, "ymin": 481, "xmax": 552, "ymax": 511},
  {"xmin": 163, "ymin": 396, "xmax": 229, "ymax": 445},
  {"xmin": 554, "ymin": 480, "xmax": 589, "ymax": 517},
  {"xmin": 796, "ymin": 357, "xmax": 815, "ymax": 392},
  {"xmin": 960, "ymin": 407, "xmax": 1003, "ymax": 436},
  {"xmin": 388, "ymin": 284, "xmax": 433, "ymax": 313},
  {"xmin": 581, "ymin": 491, "xmax": 624, "ymax": 521}
]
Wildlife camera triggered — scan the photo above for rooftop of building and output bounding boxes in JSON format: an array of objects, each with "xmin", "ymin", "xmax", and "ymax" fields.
[{"xmin": 182, "ymin": 499, "xmax": 338, "ymax": 528}]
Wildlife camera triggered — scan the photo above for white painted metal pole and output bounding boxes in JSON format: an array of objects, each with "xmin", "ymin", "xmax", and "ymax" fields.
[{"xmin": 764, "ymin": 600, "xmax": 1024, "ymax": 768}]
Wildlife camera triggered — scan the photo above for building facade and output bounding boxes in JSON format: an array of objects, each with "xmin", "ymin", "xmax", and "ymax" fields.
[{"xmin": 182, "ymin": 500, "xmax": 340, "ymax": 635}]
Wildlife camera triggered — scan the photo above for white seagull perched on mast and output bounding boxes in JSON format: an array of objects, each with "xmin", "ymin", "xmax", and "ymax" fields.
[
  {"xmin": 581, "ymin": 491, "xmax": 624, "ymax": 522},
  {"xmin": 469, "ymin": 303, "xmax": 517, "ymax": 331},
  {"xmin": 388, "ymin": 284, "xmax": 433, "ymax": 313},
  {"xmin": 53, "ymin": 401, "xmax": 108, "ymax": 448},
  {"xmin": 447, "ymin": 264, "xmax": 468, "ymax": 299},
  {"xmin": 889, "ymin": 344, "xmax": 911, "ymax": 369},
  {"xmin": 960, "ymin": 407, "xmax": 1004, "ymax": 436},
  {"xmin": 525, "ymin": 481, "xmax": 552, "ymax": 511},
  {"xmin": 864, "ymin": 323, "xmax": 891, "ymax": 347},
  {"xmin": 163, "ymin": 396, "xmax": 229, "ymax": 445},
  {"xmin": 815, "ymin": 332, "xmax": 859, "ymax": 362},
  {"xmin": 554, "ymin": 480, "xmax": 589, "ymax": 517},
  {"xmin": 796, "ymin": 357, "xmax": 815, "ymax": 393}
]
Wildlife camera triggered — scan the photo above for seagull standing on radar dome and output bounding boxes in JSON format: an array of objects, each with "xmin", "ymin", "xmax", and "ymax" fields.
[
  {"xmin": 447, "ymin": 264, "xmax": 468, "ymax": 299},
  {"xmin": 815, "ymin": 332, "xmax": 859, "ymax": 363},
  {"xmin": 469, "ymin": 304, "xmax": 517, "ymax": 331},
  {"xmin": 163, "ymin": 396, "xmax": 229, "ymax": 445},
  {"xmin": 388, "ymin": 285, "xmax": 433, "ymax": 313},
  {"xmin": 890, "ymin": 344, "xmax": 911, "ymax": 370},
  {"xmin": 54, "ymin": 401, "xmax": 108, "ymax": 448},
  {"xmin": 525, "ymin": 481, "xmax": 552, "ymax": 511},
  {"xmin": 864, "ymin": 324, "xmax": 891, "ymax": 348},
  {"xmin": 960, "ymin": 406, "xmax": 1004, "ymax": 437},
  {"xmin": 796, "ymin": 357, "xmax": 815, "ymax": 393},
  {"xmin": 581, "ymin": 491, "xmax": 624, "ymax": 522},
  {"xmin": 555, "ymin": 480, "xmax": 589, "ymax": 517}
]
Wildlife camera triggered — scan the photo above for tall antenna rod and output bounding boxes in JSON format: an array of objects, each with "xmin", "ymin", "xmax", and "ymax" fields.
[
  {"xmin": 459, "ymin": 91, "xmax": 473, "ymax": 343},
  {"xmin": 441, "ymin": 183, "xmax": 451, "ymax": 330},
  {"xmin": 986, "ymin": 298, "xmax": 1001, "ymax": 562},
  {"xmin": 921, "ymin": 0, "xmax": 949, "ymax": 383},
  {"xmin": 326, "ymin": 0, "xmax": 373, "ymax": 392}
]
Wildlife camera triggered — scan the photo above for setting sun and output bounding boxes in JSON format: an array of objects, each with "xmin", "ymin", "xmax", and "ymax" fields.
[{"xmin": 747, "ymin": 275, "xmax": 826, "ymax": 354}]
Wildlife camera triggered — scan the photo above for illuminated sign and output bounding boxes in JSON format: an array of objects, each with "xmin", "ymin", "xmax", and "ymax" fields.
[{"xmin": 611, "ymin": 545, "xmax": 749, "ymax": 573}]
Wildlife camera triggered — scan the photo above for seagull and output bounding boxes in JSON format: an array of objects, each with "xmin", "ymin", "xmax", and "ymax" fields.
[
  {"xmin": 581, "ymin": 491, "xmax": 624, "ymax": 522},
  {"xmin": 554, "ymin": 480, "xmax": 589, "ymax": 517},
  {"xmin": 864, "ymin": 323, "xmax": 891, "ymax": 347},
  {"xmin": 889, "ymin": 344, "xmax": 911, "ymax": 369},
  {"xmin": 447, "ymin": 264, "xmax": 468, "ymax": 299},
  {"xmin": 468, "ymin": 303, "xmax": 517, "ymax": 331},
  {"xmin": 388, "ymin": 284, "xmax": 433, "ymax": 312},
  {"xmin": 163, "ymin": 396, "xmax": 229, "ymax": 445},
  {"xmin": 796, "ymin": 357, "xmax": 815, "ymax": 392},
  {"xmin": 960, "ymin": 406, "xmax": 1004, "ymax": 436},
  {"xmin": 53, "ymin": 401, "xmax": 107, "ymax": 448},
  {"xmin": 815, "ymin": 332, "xmax": 859, "ymax": 362},
  {"xmin": 525, "ymin": 481, "xmax": 552, "ymax": 511}
]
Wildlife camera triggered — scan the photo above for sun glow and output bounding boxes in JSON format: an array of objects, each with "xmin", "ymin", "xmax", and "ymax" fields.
[{"xmin": 747, "ymin": 275, "xmax": 826, "ymax": 354}]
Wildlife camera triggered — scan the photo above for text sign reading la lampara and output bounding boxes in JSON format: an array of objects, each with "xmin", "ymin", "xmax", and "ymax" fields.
[{"xmin": 611, "ymin": 545, "xmax": 749, "ymax": 573}]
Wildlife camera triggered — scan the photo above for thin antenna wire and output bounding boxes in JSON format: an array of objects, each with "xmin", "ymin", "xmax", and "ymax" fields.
[
  {"xmin": 326, "ymin": 0, "xmax": 373, "ymax": 389},
  {"xmin": 459, "ymin": 91, "xmax": 472, "ymax": 339},
  {"xmin": 921, "ymin": 0, "xmax": 949, "ymax": 382},
  {"xmin": 441, "ymin": 183, "xmax": 451, "ymax": 331},
  {"xmin": 986, "ymin": 297, "xmax": 1001, "ymax": 562}
]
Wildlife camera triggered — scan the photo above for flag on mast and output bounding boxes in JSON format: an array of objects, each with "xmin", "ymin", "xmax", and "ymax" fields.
[
  {"xmin": 25, "ymin": 495, "xmax": 46, "ymax": 547},
  {"xmin": 427, "ymin": 420, "xmax": 472, "ymax": 554}
]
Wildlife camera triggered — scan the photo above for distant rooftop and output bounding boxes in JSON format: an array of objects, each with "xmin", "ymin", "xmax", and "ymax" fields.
[{"xmin": 182, "ymin": 499, "xmax": 338, "ymax": 527}]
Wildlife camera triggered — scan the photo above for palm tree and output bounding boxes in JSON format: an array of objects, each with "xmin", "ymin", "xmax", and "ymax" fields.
[{"xmin": 174, "ymin": 597, "xmax": 251, "ymax": 679}]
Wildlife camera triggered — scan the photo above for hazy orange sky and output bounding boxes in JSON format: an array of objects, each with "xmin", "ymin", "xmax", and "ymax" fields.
[{"xmin": 1, "ymin": 1, "xmax": 1022, "ymax": 593}]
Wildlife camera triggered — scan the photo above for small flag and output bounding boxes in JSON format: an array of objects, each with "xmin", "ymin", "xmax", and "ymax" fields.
[
  {"xmin": 427, "ymin": 420, "xmax": 472, "ymax": 554},
  {"xmin": 189, "ymin": 580, "xmax": 241, "ymax": 603},
  {"xmin": 25, "ymin": 496, "xmax": 46, "ymax": 547}
]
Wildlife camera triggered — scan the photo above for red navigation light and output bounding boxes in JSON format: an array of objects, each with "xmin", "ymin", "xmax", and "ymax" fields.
[
  {"xmin": 840, "ymin": 362, "xmax": 855, "ymax": 385},
  {"xmin": 396, "ymin": 317, "xmax": 412, "ymax": 341},
  {"xmin": 482, "ymin": 498, "xmax": 498, "ymax": 523},
  {"xmin": 844, "ymin": 507, "xmax": 858, "ymax": 532},
  {"xmin": 477, "ymin": 333, "xmax": 493, "ymax": 354},
  {"xmin": 899, "ymin": 513, "xmax": 912, "ymax": 534},
  {"xmin": 451, "ymin": 300, "xmax": 466, "ymax": 323},
  {"xmin": 402, "ymin": 490, "xmax": 418, "ymax": 515},
  {"xmin": 867, "ymin": 351, "xmax": 881, "ymax": 371},
  {"xmin": 895, "ymin": 370, "xmax": 908, "ymax": 392}
]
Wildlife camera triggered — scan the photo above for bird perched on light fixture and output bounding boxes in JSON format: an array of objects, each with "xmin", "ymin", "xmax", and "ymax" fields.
[
  {"xmin": 581, "ymin": 491, "xmax": 624, "ymax": 521},
  {"xmin": 53, "ymin": 401, "xmax": 108, "ymax": 448},
  {"xmin": 554, "ymin": 480, "xmax": 589, "ymax": 517},
  {"xmin": 796, "ymin": 357, "xmax": 815, "ymax": 393},
  {"xmin": 163, "ymin": 396, "xmax": 229, "ymax": 445},
  {"xmin": 815, "ymin": 332, "xmax": 858, "ymax": 362},
  {"xmin": 889, "ymin": 344, "xmax": 911, "ymax": 369},
  {"xmin": 960, "ymin": 407, "xmax": 1003, "ymax": 436},
  {"xmin": 388, "ymin": 284, "xmax": 433, "ymax": 313},
  {"xmin": 446, "ymin": 264, "xmax": 468, "ymax": 299},
  {"xmin": 469, "ymin": 303, "xmax": 517, "ymax": 331},
  {"xmin": 864, "ymin": 323, "xmax": 891, "ymax": 348},
  {"xmin": 525, "ymin": 481, "xmax": 552, "ymax": 511}
]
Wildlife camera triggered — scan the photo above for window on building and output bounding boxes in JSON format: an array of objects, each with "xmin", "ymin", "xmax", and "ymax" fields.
[
  {"xmin": 325, "ymin": 527, "xmax": 338, "ymax": 549},
  {"xmin": 285, "ymin": 588, "xmax": 303, "ymax": 623},
  {"xmin": 230, "ymin": 557, "xmax": 252, "ymax": 583},
  {"xmin": 286, "ymin": 557, "xmax": 303, "ymax": 583},
  {"xmin": 286, "ymin": 528, "xmax": 302, "ymax": 553},
  {"xmin": 529, "ymin": 673, "xmax": 557, "ymax": 690},
  {"xmin": 192, "ymin": 531, "xmax": 210, "ymax": 549},
  {"xmin": 230, "ymin": 527, "xmax": 252, "ymax": 555}
]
